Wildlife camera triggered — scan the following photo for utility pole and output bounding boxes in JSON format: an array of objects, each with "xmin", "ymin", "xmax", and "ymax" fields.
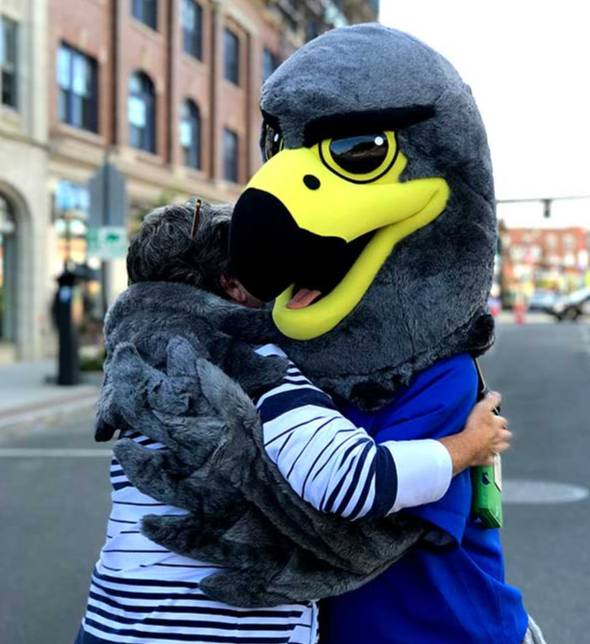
[{"xmin": 88, "ymin": 156, "xmax": 128, "ymax": 316}]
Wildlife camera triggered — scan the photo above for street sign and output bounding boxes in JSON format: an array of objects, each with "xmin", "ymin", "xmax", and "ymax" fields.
[
  {"xmin": 88, "ymin": 163, "xmax": 128, "ymax": 228},
  {"xmin": 88, "ymin": 162, "xmax": 129, "ymax": 313},
  {"xmin": 87, "ymin": 226, "xmax": 129, "ymax": 260}
]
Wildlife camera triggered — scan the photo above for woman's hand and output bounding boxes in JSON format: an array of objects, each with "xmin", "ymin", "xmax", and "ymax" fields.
[{"xmin": 439, "ymin": 392, "xmax": 512, "ymax": 475}]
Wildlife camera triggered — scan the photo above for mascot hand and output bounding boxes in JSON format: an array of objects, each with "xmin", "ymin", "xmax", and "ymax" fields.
[
  {"xmin": 107, "ymin": 335, "xmax": 314, "ymax": 606},
  {"xmin": 141, "ymin": 508, "xmax": 377, "ymax": 608},
  {"xmin": 107, "ymin": 337, "xmax": 259, "ymax": 471}
]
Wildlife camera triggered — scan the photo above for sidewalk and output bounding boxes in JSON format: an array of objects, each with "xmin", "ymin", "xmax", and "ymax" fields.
[{"xmin": 0, "ymin": 359, "xmax": 101, "ymax": 430}]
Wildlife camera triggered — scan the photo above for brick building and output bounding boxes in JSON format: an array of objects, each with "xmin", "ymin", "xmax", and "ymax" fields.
[
  {"xmin": 0, "ymin": 0, "xmax": 378, "ymax": 362},
  {"xmin": 500, "ymin": 226, "xmax": 590, "ymax": 301}
]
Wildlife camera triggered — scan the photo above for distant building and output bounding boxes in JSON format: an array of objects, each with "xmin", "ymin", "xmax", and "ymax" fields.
[
  {"xmin": 0, "ymin": 0, "xmax": 48, "ymax": 362},
  {"xmin": 0, "ymin": 0, "xmax": 378, "ymax": 362},
  {"xmin": 500, "ymin": 226, "xmax": 590, "ymax": 302}
]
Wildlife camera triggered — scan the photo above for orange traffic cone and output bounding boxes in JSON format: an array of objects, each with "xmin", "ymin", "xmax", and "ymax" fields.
[{"xmin": 514, "ymin": 297, "xmax": 526, "ymax": 325}]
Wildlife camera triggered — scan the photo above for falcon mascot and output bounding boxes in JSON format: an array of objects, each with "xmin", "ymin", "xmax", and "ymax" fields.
[{"xmin": 100, "ymin": 24, "xmax": 534, "ymax": 644}]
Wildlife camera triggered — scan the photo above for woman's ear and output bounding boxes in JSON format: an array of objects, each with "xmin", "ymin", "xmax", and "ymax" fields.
[{"xmin": 220, "ymin": 274, "xmax": 248, "ymax": 304}]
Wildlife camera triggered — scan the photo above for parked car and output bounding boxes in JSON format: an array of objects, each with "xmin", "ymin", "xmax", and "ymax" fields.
[
  {"xmin": 528, "ymin": 289, "xmax": 558, "ymax": 312},
  {"xmin": 547, "ymin": 287, "xmax": 590, "ymax": 321}
]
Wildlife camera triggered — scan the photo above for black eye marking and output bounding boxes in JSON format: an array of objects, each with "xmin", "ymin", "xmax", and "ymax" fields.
[
  {"xmin": 319, "ymin": 131, "xmax": 399, "ymax": 184},
  {"xmin": 330, "ymin": 133, "xmax": 388, "ymax": 174},
  {"xmin": 303, "ymin": 175, "xmax": 321, "ymax": 190}
]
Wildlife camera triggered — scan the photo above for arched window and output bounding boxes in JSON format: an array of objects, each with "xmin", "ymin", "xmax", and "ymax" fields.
[
  {"xmin": 180, "ymin": 100, "xmax": 201, "ymax": 169},
  {"xmin": 0, "ymin": 195, "xmax": 17, "ymax": 342},
  {"xmin": 128, "ymin": 72, "xmax": 156, "ymax": 153}
]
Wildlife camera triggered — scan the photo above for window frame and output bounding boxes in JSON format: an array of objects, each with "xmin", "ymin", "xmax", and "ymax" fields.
[
  {"xmin": 1, "ymin": 15, "xmax": 19, "ymax": 109},
  {"xmin": 132, "ymin": 0, "xmax": 158, "ymax": 31},
  {"xmin": 181, "ymin": 0, "xmax": 202, "ymax": 61},
  {"xmin": 0, "ymin": 193, "xmax": 17, "ymax": 342},
  {"xmin": 223, "ymin": 28, "xmax": 240, "ymax": 86},
  {"xmin": 128, "ymin": 71, "xmax": 157, "ymax": 154},
  {"xmin": 262, "ymin": 47, "xmax": 278, "ymax": 83},
  {"xmin": 180, "ymin": 99, "xmax": 201, "ymax": 170},
  {"xmin": 57, "ymin": 42, "xmax": 99, "ymax": 133},
  {"xmin": 223, "ymin": 127, "xmax": 239, "ymax": 183}
]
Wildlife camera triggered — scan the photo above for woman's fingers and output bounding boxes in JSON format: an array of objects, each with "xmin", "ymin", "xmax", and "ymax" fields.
[
  {"xmin": 495, "ymin": 415, "xmax": 509, "ymax": 429},
  {"xmin": 483, "ymin": 390, "xmax": 502, "ymax": 412}
]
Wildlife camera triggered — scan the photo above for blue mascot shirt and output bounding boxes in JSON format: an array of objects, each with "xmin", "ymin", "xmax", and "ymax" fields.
[{"xmin": 321, "ymin": 354, "xmax": 529, "ymax": 644}]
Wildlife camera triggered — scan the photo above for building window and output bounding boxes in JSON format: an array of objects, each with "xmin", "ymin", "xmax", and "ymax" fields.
[
  {"xmin": 128, "ymin": 71, "xmax": 156, "ymax": 153},
  {"xmin": 223, "ymin": 128, "xmax": 239, "ymax": 183},
  {"xmin": 54, "ymin": 181, "xmax": 89, "ymax": 272},
  {"xmin": 180, "ymin": 100, "xmax": 201, "ymax": 169},
  {"xmin": 0, "ymin": 194, "xmax": 17, "ymax": 342},
  {"xmin": 55, "ymin": 180, "xmax": 90, "ymax": 216},
  {"xmin": 564, "ymin": 234, "xmax": 575, "ymax": 251},
  {"xmin": 262, "ymin": 48, "xmax": 278, "ymax": 83},
  {"xmin": 57, "ymin": 43, "xmax": 98, "ymax": 132},
  {"xmin": 181, "ymin": 0, "xmax": 202, "ymax": 60},
  {"xmin": 0, "ymin": 16, "xmax": 18, "ymax": 109},
  {"xmin": 223, "ymin": 28, "xmax": 240, "ymax": 86},
  {"xmin": 132, "ymin": 0, "xmax": 158, "ymax": 30}
]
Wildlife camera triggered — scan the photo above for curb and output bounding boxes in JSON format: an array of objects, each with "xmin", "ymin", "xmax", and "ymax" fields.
[{"xmin": 0, "ymin": 390, "xmax": 98, "ymax": 432}]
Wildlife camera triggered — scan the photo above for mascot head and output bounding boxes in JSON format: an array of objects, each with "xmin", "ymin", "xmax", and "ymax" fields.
[{"xmin": 230, "ymin": 24, "xmax": 497, "ymax": 408}]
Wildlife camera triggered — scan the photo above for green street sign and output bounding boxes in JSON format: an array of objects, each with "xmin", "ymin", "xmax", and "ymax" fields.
[{"xmin": 87, "ymin": 226, "xmax": 128, "ymax": 260}]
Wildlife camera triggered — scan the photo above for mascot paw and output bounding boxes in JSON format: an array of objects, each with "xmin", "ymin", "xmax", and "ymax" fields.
[
  {"xmin": 200, "ymin": 568, "xmax": 292, "ymax": 608},
  {"xmin": 142, "ymin": 506, "xmax": 292, "ymax": 571}
]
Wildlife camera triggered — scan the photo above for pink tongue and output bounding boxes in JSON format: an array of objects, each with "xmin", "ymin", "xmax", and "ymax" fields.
[{"xmin": 287, "ymin": 288, "xmax": 323, "ymax": 309}]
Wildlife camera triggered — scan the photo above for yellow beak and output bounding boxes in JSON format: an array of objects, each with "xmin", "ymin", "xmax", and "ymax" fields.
[{"xmin": 235, "ymin": 146, "xmax": 450, "ymax": 340}]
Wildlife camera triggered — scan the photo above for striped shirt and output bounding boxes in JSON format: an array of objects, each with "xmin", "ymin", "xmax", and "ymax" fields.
[
  {"xmin": 79, "ymin": 344, "xmax": 450, "ymax": 643},
  {"xmin": 79, "ymin": 430, "xmax": 318, "ymax": 644}
]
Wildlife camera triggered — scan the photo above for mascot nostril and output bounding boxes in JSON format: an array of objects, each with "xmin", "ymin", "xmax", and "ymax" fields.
[{"xmin": 303, "ymin": 174, "xmax": 321, "ymax": 190}]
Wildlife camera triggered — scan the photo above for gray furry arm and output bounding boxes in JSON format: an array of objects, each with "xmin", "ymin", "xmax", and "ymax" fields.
[{"xmin": 105, "ymin": 337, "xmax": 432, "ymax": 607}]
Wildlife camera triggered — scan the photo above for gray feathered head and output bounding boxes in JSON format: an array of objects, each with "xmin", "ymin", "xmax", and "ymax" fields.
[{"xmin": 229, "ymin": 24, "xmax": 496, "ymax": 408}]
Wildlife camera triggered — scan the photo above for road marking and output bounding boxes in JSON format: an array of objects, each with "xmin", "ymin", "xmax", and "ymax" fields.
[
  {"xmin": 503, "ymin": 478, "xmax": 589, "ymax": 505},
  {"xmin": 579, "ymin": 324, "xmax": 590, "ymax": 358},
  {"xmin": 0, "ymin": 448, "xmax": 111, "ymax": 458}
]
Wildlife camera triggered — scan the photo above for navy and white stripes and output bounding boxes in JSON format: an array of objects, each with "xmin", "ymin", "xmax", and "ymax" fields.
[
  {"xmin": 79, "ymin": 342, "xmax": 450, "ymax": 643},
  {"xmin": 79, "ymin": 430, "xmax": 317, "ymax": 643},
  {"xmin": 256, "ymin": 344, "xmax": 452, "ymax": 520}
]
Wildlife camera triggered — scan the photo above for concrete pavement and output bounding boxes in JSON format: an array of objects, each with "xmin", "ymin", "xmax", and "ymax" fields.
[{"xmin": 0, "ymin": 359, "xmax": 100, "ymax": 431}]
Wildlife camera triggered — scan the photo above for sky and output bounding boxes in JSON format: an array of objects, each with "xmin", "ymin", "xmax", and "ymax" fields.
[{"xmin": 380, "ymin": 0, "xmax": 590, "ymax": 228}]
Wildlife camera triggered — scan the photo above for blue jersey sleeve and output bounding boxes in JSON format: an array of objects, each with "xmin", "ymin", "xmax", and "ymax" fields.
[{"xmin": 371, "ymin": 354, "xmax": 478, "ymax": 543}]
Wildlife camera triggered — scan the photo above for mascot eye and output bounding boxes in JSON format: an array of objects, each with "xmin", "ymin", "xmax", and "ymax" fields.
[
  {"xmin": 331, "ymin": 133, "xmax": 388, "ymax": 172},
  {"xmin": 319, "ymin": 131, "xmax": 398, "ymax": 183},
  {"xmin": 262, "ymin": 122, "xmax": 284, "ymax": 161}
]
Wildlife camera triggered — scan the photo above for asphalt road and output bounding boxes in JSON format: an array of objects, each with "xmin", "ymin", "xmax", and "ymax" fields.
[
  {"xmin": 481, "ymin": 320, "xmax": 590, "ymax": 643},
  {"xmin": 1, "ymin": 319, "xmax": 589, "ymax": 643}
]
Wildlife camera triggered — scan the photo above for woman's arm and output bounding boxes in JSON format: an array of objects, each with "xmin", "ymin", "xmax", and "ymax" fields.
[{"xmin": 255, "ymin": 345, "xmax": 510, "ymax": 520}]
